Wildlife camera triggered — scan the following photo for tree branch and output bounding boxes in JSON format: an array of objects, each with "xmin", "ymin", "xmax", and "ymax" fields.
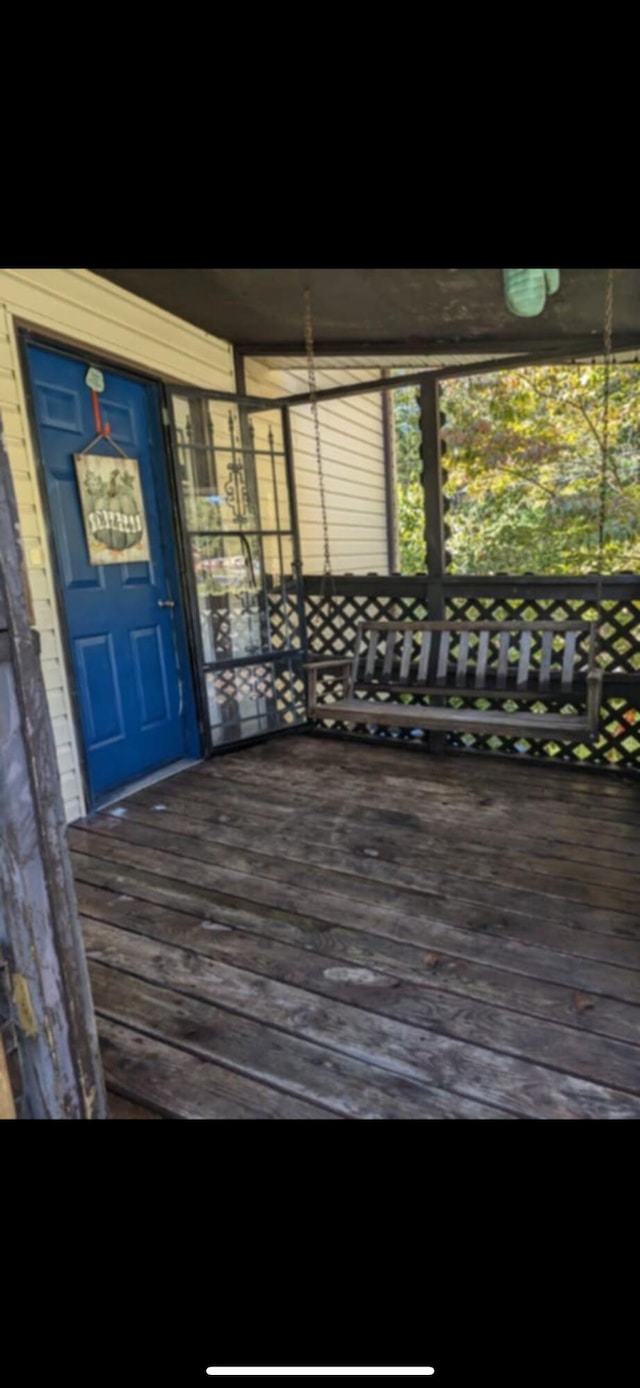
[
  {"xmin": 474, "ymin": 457, "xmax": 559, "ymax": 500},
  {"xmin": 523, "ymin": 375, "xmax": 625, "ymax": 488}
]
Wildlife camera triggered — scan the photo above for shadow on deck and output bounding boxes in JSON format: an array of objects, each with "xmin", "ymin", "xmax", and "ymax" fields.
[{"xmin": 69, "ymin": 735, "xmax": 640, "ymax": 1119}]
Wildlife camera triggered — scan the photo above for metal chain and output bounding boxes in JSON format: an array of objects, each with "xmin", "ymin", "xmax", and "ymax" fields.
[
  {"xmin": 595, "ymin": 269, "xmax": 614, "ymax": 628},
  {"xmin": 303, "ymin": 287, "xmax": 333, "ymax": 581}
]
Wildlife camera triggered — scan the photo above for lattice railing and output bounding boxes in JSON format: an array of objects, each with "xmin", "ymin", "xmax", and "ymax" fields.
[
  {"xmin": 304, "ymin": 575, "xmax": 640, "ymax": 772},
  {"xmin": 203, "ymin": 585, "xmax": 306, "ymax": 745}
]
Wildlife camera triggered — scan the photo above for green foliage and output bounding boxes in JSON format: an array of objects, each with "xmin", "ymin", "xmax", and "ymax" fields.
[
  {"xmin": 397, "ymin": 475, "xmax": 426, "ymax": 573},
  {"xmin": 394, "ymin": 386, "xmax": 422, "ymax": 488},
  {"xmin": 395, "ymin": 363, "xmax": 640, "ymax": 575}
]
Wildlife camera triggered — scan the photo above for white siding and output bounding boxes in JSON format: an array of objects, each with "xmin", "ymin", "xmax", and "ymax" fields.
[
  {"xmin": 0, "ymin": 269, "xmax": 235, "ymax": 822},
  {"xmin": 244, "ymin": 360, "xmax": 388, "ymax": 575}
]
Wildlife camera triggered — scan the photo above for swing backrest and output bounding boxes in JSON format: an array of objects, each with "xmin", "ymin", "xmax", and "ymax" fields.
[{"xmin": 347, "ymin": 620, "xmax": 595, "ymax": 701}]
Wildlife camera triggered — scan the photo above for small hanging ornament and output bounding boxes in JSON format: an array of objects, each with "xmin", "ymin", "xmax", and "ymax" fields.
[
  {"xmin": 85, "ymin": 366, "xmax": 105, "ymax": 392},
  {"xmin": 503, "ymin": 268, "xmax": 560, "ymax": 317}
]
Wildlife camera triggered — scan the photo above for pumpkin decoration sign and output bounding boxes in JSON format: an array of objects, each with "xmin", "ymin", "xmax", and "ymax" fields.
[{"xmin": 74, "ymin": 453, "xmax": 151, "ymax": 565}]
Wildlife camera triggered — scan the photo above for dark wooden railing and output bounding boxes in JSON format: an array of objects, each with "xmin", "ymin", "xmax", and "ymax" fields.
[{"xmin": 303, "ymin": 573, "xmax": 640, "ymax": 774}]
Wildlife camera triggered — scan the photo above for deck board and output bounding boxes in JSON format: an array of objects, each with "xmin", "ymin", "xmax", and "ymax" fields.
[{"xmin": 70, "ymin": 735, "xmax": 640, "ymax": 1120}]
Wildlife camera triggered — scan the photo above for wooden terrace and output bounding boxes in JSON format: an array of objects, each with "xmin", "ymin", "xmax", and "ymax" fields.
[{"xmin": 69, "ymin": 735, "xmax": 640, "ymax": 1120}]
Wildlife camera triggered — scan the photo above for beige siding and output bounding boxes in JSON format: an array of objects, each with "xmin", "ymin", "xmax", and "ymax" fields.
[
  {"xmin": 244, "ymin": 359, "xmax": 388, "ymax": 575},
  {"xmin": 0, "ymin": 269, "xmax": 235, "ymax": 822}
]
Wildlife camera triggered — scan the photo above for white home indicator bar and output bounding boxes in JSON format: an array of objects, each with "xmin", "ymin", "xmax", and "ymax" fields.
[{"xmin": 206, "ymin": 1371, "xmax": 435, "ymax": 1378}]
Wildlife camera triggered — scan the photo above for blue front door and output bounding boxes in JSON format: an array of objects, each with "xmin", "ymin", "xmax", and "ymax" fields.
[{"xmin": 26, "ymin": 341, "xmax": 200, "ymax": 806}]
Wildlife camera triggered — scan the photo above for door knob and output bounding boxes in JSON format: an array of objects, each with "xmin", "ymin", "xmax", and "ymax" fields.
[{"xmin": 158, "ymin": 599, "xmax": 176, "ymax": 608}]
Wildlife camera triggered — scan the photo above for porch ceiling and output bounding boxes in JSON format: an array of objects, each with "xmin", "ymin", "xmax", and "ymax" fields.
[{"xmin": 90, "ymin": 268, "xmax": 640, "ymax": 357}]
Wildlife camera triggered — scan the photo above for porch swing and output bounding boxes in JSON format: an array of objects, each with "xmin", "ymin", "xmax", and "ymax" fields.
[{"xmin": 304, "ymin": 274, "xmax": 614, "ymax": 743}]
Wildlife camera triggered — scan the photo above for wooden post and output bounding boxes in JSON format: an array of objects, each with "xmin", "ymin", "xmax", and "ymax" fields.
[
  {"xmin": 380, "ymin": 369, "xmax": 398, "ymax": 574},
  {"xmin": 233, "ymin": 348, "xmax": 277, "ymax": 724},
  {"xmin": 420, "ymin": 379, "xmax": 446, "ymax": 751},
  {"xmin": 282, "ymin": 404, "xmax": 308, "ymax": 653},
  {"xmin": 0, "ymin": 420, "xmax": 107, "ymax": 1118},
  {"xmin": 0, "ymin": 1032, "xmax": 16, "ymax": 1119}
]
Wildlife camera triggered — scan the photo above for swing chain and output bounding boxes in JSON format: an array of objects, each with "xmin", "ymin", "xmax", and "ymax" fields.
[
  {"xmin": 595, "ymin": 269, "xmax": 614, "ymax": 640},
  {"xmin": 303, "ymin": 287, "xmax": 333, "ymax": 582}
]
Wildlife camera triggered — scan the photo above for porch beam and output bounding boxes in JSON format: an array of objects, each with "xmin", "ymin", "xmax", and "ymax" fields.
[
  {"xmin": 303, "ymin": 572, "xmax": 640, "ymax": 600},
  {"xmin": 238, "ymin": 332, "xmax": 640, "ymax": 359},
  {"xmin": 246, "ymin": 335, "xmax": 640, "ymax": 412},
  {"xmin": 168, "ymin": 384, "xmax": 271, "ymax": 409}
]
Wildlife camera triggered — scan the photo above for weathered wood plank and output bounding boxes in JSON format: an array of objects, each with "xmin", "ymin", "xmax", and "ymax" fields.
[
  {"xmin": 129, "ymin": 781, "xmax": 640, "ymax": 884},
  {"xmin": 71, "ymin": 856, "xmax": 640, "ymax": 1010},
  {"xmin": 91, "ymin": 963, "xmax": 506, "ymax": 1120},
  {"xmin": 400, "ymin": 629, "xmax": 414, "ymax": 681},
  {"xmin": 417, "ymin": 630, "xmax": 432, "ymax": 682},
  {"xmin": 456, "ymin": 631, "xmax": 470, "ymax": 687},
  {"xmin": 562, "ymin": 630, "xmax": 578, "ymax": 691},
  {"xmin": 287, "ymin": 736, "xmax": 640, "ymax": 805},
  {"xmin": 348, "ymin": 626, "xmax": 364, "ymax": 695},
  {"xmin": 383, "ymin": 629, "xmax": 397, "ymax": 676},
  {"xmin": 77, "ymin": 877, "xmax": 640, "ymax": 1049},
  {"xmin": 159, "ymin": 763, "xmax": 640, "ymax": 857},
  {"xmin": 517, "ymin": 630, "xmax": 533, "ymax": 690},
  {"xmin": 71, "ymin": 809, "xmax": 640, "ymax": 931},
  {"xmin": 145, "ymin": 763, "xmax": 640, "ymax": 905},
  {"xmin": 108, "ymin": 1091, "xmax": 163, "ymax": 1120},
  {"xmin": 84, "ymin": 920, "xmax": 640, "ymax": 1119},
  {"xmin": 307, "ymin": 697, "xmax": 592, "ymax": 738},
  {"xmin": 0, "ymin": 1033, "xmax": 16, "ymax": 1120},
  {"xmin": 436, "ymin": 631, "xmax": 451, "ymax": 684},
  {"xmin": 98, "ymin": 1017, "xmax": 338, "ymax": 1120},
  {"xmin": 69, "ymin": 828, "xmax": 640, "ymax": 985},
  {"xmin": 99, "ymin": 793, "xmax": 640, "ymax": 905},
  {"xmin": 195, "ymin": 749, "xmax": 640, "ymax": 827},
  {"xmin": 365, "ymin": 629, "xmax": 378, "ymax": 677},
  {"xmin": 475, "ymin": 630, "xmax": 490, "ymax": 688},
  {"xmin": 539, "ymin": 630, "xmax": 553, "ymax": 692},
  {"xmin": 182, "ymin": 723, "xmax": 630, "ymax": 795},
  {"xmin": 80, "ymin": 898, "xmax": 640, "ymax": 1095},
  {"xmin": 496, "ymin": 630, "xmax": 511, "ymax": 688}
]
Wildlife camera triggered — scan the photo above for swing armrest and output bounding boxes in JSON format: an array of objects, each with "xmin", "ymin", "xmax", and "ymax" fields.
[
  {"xmin": 303, "ymin": 659, "xmax": 353, "ymax": 672},
  {"xmin": 586, "ymin": 668, "xmax": 604, "ymax": 735},
  {"xmin": 304, "ymin": 659, "xmax": 352, "ymax": 709}
]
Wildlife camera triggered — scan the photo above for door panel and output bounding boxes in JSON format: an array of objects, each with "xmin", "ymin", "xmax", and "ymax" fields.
[{"xmin": 26, "ymin": 342, "xmax": 199, "ymax": 804}]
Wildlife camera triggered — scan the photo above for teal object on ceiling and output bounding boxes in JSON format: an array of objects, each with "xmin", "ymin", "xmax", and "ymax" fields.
[{"xmin": 503, "ymin": 268, "xmax": 560, "ymax": 317}]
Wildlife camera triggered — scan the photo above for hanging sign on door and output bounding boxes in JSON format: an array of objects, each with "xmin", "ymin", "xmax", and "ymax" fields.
[{"xmin": 74, "ymin": 452, "xmax": 151, "ymax": 565}]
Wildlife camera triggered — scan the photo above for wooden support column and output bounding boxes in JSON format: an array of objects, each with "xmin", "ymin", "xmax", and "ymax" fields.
[
  {"xmin": 0, "ymin": 423, "xmax": 107, "ymax": 1118},
  {"xmin": 381, "ymin": 369, "xmax": 398, "ymax": 574},
  {"xmin": 420, "ymin": 377, "xmax": 447, "ymax": 611},
  {"xmin": 420, "ymin": 378, "xmax": 447, "ymax": 750},
  {"xmin": 234, "ymin": 348, "xmax": 266, "ymax": 554},
  {"xmin": 232, "ymin": 349, "xmax": 274, "ymax": 720},
  {"xmin": 0, "ymin": 1032, "xmax": 16, "ymax": 1118}
]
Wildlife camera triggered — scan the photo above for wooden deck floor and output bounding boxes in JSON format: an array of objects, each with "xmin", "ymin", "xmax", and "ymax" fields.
[{"xmin": 70, "ymin": 735, "xmax": 640, "ymax": 1119}]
